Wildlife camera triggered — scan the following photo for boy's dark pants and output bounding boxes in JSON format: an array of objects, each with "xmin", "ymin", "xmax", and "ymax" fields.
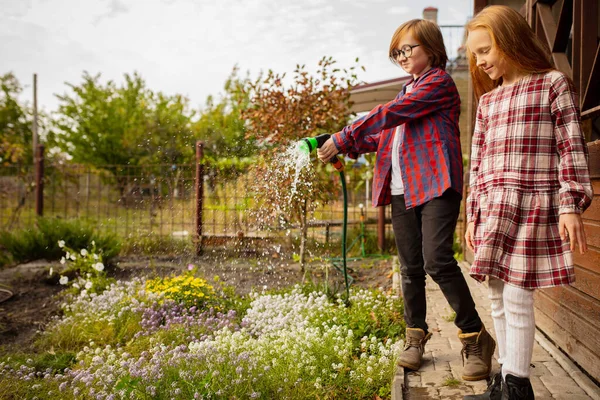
[{"xmin": 391, "ymin": 189, "xmax": 482, "ymax": 333}]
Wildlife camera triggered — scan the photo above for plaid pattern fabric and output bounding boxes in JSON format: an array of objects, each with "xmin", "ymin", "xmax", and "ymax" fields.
[
  {"xmin": 332, "ymin": 67, "xmax": 463, "ymax": 209},
  {"xmin": 467, "ymin": 71, "xmax": 593, "ymax": 289}
]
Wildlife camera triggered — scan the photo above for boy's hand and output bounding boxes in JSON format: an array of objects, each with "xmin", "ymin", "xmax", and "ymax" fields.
[
  {"xmin": 317, "ymin": 138, "xmax": 339, "ymax": 163},
  {"xmin": 465, "ymin": 222, "xmax": 475, "ymax": 252},
  {"xmin": 559, "ymin": 213, "xmax": 588, "ymax": 254}
]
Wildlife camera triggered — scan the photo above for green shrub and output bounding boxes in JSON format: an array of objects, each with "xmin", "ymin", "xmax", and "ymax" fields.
[
  {"xmin": 119, "ymin": 232, "xmax": 194, "ymax": 256},
  {"xmin": 0, "ymin": 217, "xmax": 120, "ymax": 268}
]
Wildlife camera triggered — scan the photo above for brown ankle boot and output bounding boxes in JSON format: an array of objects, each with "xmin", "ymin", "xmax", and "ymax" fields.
[
  {"xmin": 458, "ymin": 324, "xmax": 496, "ymax": 381},
  {"xmin": 398, "ymin": 328, "xmax": 432, "ymax": 370}
]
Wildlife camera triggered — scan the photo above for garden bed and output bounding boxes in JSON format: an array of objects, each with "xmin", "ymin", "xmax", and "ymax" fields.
[{"xmin": 0, "ymin": 253, "xmax": 402, "ymax": 399}]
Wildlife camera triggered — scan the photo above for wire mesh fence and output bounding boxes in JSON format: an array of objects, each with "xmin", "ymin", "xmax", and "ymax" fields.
[{"xmin": 0, "ymin": 159, "xmax": 395, "ymax": 253}]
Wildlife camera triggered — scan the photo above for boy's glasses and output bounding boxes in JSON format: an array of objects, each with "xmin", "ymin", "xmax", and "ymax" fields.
[{"xmin": 391, "ymin": 44, "xmax": 420, "ymax": 59}]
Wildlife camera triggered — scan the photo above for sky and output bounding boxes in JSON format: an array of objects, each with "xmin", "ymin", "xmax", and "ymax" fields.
[{"xmin": 1, "ymin": 0, "xmax": 472, "ymax": 113}]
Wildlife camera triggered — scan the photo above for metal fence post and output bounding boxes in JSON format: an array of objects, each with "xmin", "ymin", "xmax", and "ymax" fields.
[
  {"xmin": 35, "ymin": 144, "xmax": 44, "ymax": 217},
  {"xmin": 195, "ymin": 141, "xmax": 204, "ymax": 256}
]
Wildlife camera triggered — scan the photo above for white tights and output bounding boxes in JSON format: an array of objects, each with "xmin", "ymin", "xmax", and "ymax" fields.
[{"xmin": 488, "ymin": 278, "xmax": 536, "ymax": 379}]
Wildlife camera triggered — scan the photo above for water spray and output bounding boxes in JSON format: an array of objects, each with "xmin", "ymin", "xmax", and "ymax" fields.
[{"xmin": 298, "ymin": 133, "xmax": 351, "ymax": 306}]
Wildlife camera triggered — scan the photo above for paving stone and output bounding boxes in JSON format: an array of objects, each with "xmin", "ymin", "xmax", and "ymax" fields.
[
  {"xmin": 438, "ymin": 385, "xmax": 472, "ymax": 399},
  {"xmin": 449, "ymin": 360, "xmax": 465, "ymax": 377},
  {"xmin": 408, "ymin": 386, "xmax": 439, "ymax": 399},
  {"xmin": 420, "ymin": 356, "xmax": 435, "ymax": 372},
  {"xmin": 430, "ymin": 350, "xmax": 454, "ymax": 365},
  {"xmin": 427, "ymin": 341, "xmax": 451, "ymax": 353},
  {"xmin": 406, "ymin": 372, "xmax": 422, "ymax": 385},
  {"xmin": 464, "ymin": 379, "xmax": 490, "ymax": 394},
  {"xmin": 420, "ymin": 370, "xmax": 453, "ymax": 387},
  {"xmin": 432, "ymin": 360, "xmax": 451, "ymax": 372},
  {"xmin": 391, "ymin": 369, "xmax": 404, "ymax": 400}
]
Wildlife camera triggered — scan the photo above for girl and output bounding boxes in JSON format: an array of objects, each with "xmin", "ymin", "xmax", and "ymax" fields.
[
  {"xmin": 318, "ymin": 19, "xmax": 495, "ymax": 381},
  {"xmin": 464, "ymin": 5, "xmax": 593, "ymax": 399}
]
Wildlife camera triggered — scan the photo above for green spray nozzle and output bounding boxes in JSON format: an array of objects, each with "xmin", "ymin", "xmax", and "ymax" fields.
[
  {"xmin": 298, "ymin": 134, "xmax": 344, "ymax": 172},
  {"xmin": 298, "ymin": 137, "xmax": 318, "ymax": 155}
]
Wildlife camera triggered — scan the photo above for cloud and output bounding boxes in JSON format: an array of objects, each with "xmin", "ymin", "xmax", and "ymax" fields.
[
  {"xmin": 0, "ymin": 0, "xmax": 33, "ymax": 18},
  {"xmin": 389, "ymin": 6, "xmax": 410, "ymax": 15},
  {"xmin": 93, "ymin": 0, "xmax": 129, "ymax": 25},
  {"xmin": 3, "ymin": 0, "xmax": 471, "ymax": 112}
]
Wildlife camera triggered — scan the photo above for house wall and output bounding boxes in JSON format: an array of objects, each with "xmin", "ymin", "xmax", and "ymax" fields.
[{"xmin": 465, "ymin": 0, "xmax": 600, "ymax": 383}]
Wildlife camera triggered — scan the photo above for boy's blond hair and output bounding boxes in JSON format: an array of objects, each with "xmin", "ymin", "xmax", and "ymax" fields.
[{"xmin": 389, "ymin": 19, "xmax": 448, "ymax": 70}]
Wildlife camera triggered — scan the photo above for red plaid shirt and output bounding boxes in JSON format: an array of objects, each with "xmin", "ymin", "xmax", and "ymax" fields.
[{"xmin": 332, "ymin": 67, "xmax": 463, "ymax": 208}]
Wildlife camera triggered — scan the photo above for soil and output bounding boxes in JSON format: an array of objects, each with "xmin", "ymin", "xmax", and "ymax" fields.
[{"xmin": 0, "ymin": 252, "xmax": 396, "ymax": 354}]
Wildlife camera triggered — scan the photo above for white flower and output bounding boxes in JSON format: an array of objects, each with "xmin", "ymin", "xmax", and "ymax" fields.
[
  {"xmin": 73, "ymin": 283, "xmax": 80, "ymax": 289},
  {"xmin": 59, "ymin": 276, "xmax": 69, "ymax": 285},
  {"xmin": 70, "ymin": 253, "xmax": 76, "ymax": 261},
  {"xmin": 93, "ymin": 262, "xmax": 105, "ymax": 272},
  {"xmin": 91, "ymin": 240, "xmax": 95, "ymax": 247},
  {"xmin": 60, "ymin": 257, "xmax": 66, "ymax": 265},
  {"xmin": 49, "ymin": 267, "xmax": 53, "ymax": 276},
  {"xmin": 58, "ymin": 240, "xmax": 65, "ymax": 248},
  {"xmin": 85, "ymin": 281, "xmax": 93, "ymax": 290},
  {"xmin": 93, "ymin": 254, "xmax": 99, "ymax": 260},
  {"xmin": 80, "ymin": 249, "xmax": 88, "ymax": 256}
]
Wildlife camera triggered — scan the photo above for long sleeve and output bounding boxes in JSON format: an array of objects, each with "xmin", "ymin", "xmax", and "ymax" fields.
[
  {"xmin": 467, "ymin": 102, "xmax": 486, "ymax": 223},
  {"xmin": 332, "ymin": 69, "xmax": 458, "ymax": 156},
  {"xmin": 550, "ymin": 73, "xmax": 593, "ymax": 214}
]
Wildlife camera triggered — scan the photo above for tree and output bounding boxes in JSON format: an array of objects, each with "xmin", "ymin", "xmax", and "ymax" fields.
[
  {"xmin": 52, "ymin": 72, "xmax": 199, "ymax": 202},
  {"xmin": 140, "ymin": 92, "xmax": 195, "ymax": 165},
  {"xmin": 53, "ymin": 72, "xmax": 151, "ymax": 167},
  {"xmin": 0, "ymin": 73, "xmax": 32, "ymax": 166},
  {"xmin": 193, "ymin": 67, "xmax": 257, "ymax": 176},
  {"xmin": 242, "ymin": 56, "xmax": 363, "ymax": 267}
]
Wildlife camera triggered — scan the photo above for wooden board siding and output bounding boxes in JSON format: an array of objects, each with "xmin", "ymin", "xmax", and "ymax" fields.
[
  {"xmin": 534, "ymin": 140, "xmax": 600, "ymax": 383},
  {"xmin": 465, "ymin": 0, "xmax": 600, "ymax": 383}
]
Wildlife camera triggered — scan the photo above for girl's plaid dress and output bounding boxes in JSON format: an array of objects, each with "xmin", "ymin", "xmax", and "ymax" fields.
[{"xmin": 467, "ymin": 71, "xmax": 593, "ymax": 289}]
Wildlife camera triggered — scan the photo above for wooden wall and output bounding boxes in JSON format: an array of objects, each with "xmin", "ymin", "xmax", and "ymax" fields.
[
  {"xmin": 534, "ymin": 141, "xmax": 600, "ymax": 382},
  {"xmin": 465, "ymin": 0, "xmax": 600, "ymax": 383}
]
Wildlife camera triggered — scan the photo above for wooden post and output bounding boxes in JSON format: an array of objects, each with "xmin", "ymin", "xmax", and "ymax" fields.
[
  {"xmin": 32, "ymin": 74, "xmax": 38, "ymax": 160},
  {"xmin": 195, "ymin": 141, "xmax": 204, "ymax": 256},
  {"xmin": 35, "ymin": 144, "xmax": 44, "ymax": 216},
  {"xmin": 391, "ymin": 255, "xmax": 402, "ymax": 298},
  {"xmin": 378, "ymin": 205, "xmax": 386, "ymax": 253}
]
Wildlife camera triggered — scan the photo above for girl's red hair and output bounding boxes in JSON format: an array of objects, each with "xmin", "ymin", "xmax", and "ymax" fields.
[{"xmin": 466, "ymin": 5, "xmax": 553, "ymax": 99}]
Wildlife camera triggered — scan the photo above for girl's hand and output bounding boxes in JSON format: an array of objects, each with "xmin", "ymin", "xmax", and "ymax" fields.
[
  {"xmin": 465, "ymin": 222, "xmax": 475, "ymax": 252},
  {"xmin": 317, "ymin": 138, "xmax": 339, "ymax": 163},
  {"xmin": 559, "ymin": 213, "xmax": 588, "ymax": 254}
]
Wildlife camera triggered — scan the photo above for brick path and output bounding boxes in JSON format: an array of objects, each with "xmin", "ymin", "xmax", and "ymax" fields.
[{"xmin": 391, "ymin": 262, "xmax": 600, "ymax": 400}]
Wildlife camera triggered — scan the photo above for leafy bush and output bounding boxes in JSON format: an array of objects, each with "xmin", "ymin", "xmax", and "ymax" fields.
[
  {"xmin": 0, "ymin": 217, "xmax": 120, "ymax": 268},
  {"xmin": 119, "ymin": 232, "xmax": 193, "ymax": 256}
]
